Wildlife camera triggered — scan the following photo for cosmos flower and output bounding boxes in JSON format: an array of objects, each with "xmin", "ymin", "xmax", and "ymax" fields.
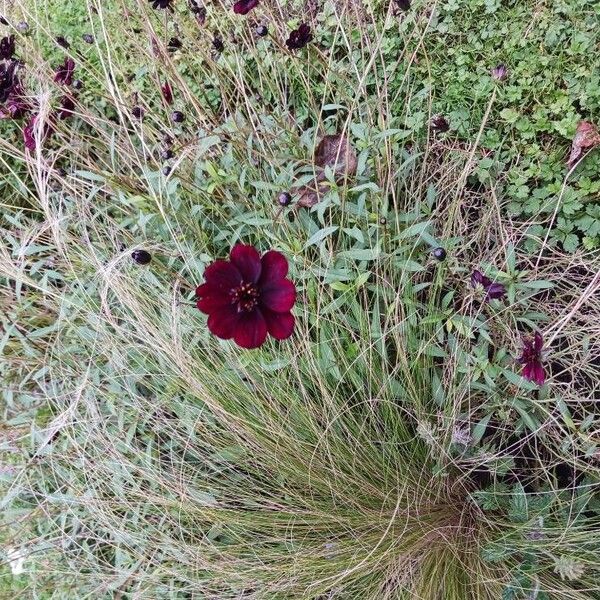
[
  {"xmin": 233, "ymin": 0, "xmax": 259, "ymax": 14},
  {"xmin": 286, "ymin": 23, "xmax": 312, "ymax": 50},
  {"xmin": 57, "ymin": 95, "xmax": 75, "ymax": 119},
  {"xmin": 0, "ymin": 82, "xmax": 30, "ymax": 119},
  {"xmin": 430, "ymin": 114, "xmax": 449, "ymax": 133},
  {"xmin": 196, "ymin": 244, "xmax": 296, "ymax": 349},
  {"xmin": 0, "ymin": 61, "xmax": 18, "ymax": 103},
  {"xmin": 54, "ymin": 57, "xmax": 75, "ymax": 86},
  {"xmin": 470, "ymin": 269, "xmax": 506, "ymax": 301},
  {"xmin": 148, "ymin": 0, "xmax": 173, "ymax": 8},
  {"xmin": 23, "ymin": 113, "xmax": 54, "ymax": 151},
  {"xmin": 517, "ymin": 331, "xmax": 545, "ymax": 386},
  {"xmin": 0, "ymin": 35, "xmax": 15, "ymax": 60}
]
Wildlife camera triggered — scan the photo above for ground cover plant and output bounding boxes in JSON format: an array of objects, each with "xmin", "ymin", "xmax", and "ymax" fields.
[{"xmin": 1, "ymin": 0, "xmax": 600, "ymax": 598}]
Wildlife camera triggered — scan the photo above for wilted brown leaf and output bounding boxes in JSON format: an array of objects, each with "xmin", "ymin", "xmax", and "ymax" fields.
[
  {"xmin": 296, "ymin": 134, "xmax": 357, "ymax": 208},
  {"xmin": 567, "ymin": 121, "xmax": 600, "ymax": 168}
]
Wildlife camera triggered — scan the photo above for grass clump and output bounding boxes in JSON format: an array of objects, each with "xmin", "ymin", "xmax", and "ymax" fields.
[{"xmin": 1, "ymin": 0, "xmax": 600, "ymax": 598}]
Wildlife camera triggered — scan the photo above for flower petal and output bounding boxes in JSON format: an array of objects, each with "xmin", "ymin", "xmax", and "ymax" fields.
[
  {"xmin": 203, "ymin": 260, "xmax": 242, "ymax": 290},
  {"xmin": 207, "ymin": 306, "xmax": 240, "ymax": 340},
  {"xmin": 487, "ymin": 283, "xmax": 506, "ymax": 300},
  {"xmin": 233, "ymin": 310, "xmax": 267, "ymax": 349},
  {"xmin": 259, "ymin": 250, "xmax": 288, "ymax": 284},
  {"xmin": 534, "ymin": 331, "xmax": 544, "ymax": 352},
  {"xmin": 260, "ymin": 279, "xmax": 296, "ymax": 312},
  {"xmin": 531, "ymin": 361, "xmax": 546, "ymax": 386},
  {"xmin": 230, "ymin": 244, "xmax": 262, "ymax": 283},
  {"xmin": 196, "ymin": 290, "xmax": 231, "ymax": 314},
  {"xmin": 233, "ymin": 0, "xmax": 259, "ymax": 14},
  {"xmin": 263, "ymin": 308, "xmax": 295, "ymax": 340}
]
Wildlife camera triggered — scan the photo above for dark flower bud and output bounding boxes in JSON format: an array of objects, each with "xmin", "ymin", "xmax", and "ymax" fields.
[
  {"xmin": 430, "ymin": 114, "xmax": 449, "ymax": 133},
  {"xmin": 72, "ymin": 79, "xmax": 83, "ymax": 90},
  {"xmin": 132, "ymin": 249, "xmax": 152, "ymax": 264},
  {"xmin": 432, "ymin": 247, "xmax": 446, "ymax": 261},
  {"xmin": 394, "ymin": 0, "xmax": 411, "ymax": 10},
  {"xmin": 16, "ymin": 22, "xmax": 29, "ymax": 33},
  {"xmin": 82, "ymin": 33, "xmax": 94, "ymax": 44},
  {"xmin": 0, "ymin": 15, "xmax": 8, "ymax": 25},
  {"xmin": 379, "ymin": 217, "xmax": 387, "ymax": 225},
  {"xmin": 162, "ymin": 166, "xmax": 171, "ymax": 176},
  {"xmin": 171, "ymin": 110, "xmax": 185, "ymax": 123},
  {"xmin": 277, "ymin": 192, "xmax": 292, "ymax": 206},
  {"xmin": 491, "ymin": 64, "xmax": 508, "ymax": 81},
  {"xmin": 132, "ymin": 105, "xmax": 145, "ymax": 119},
  {"xmin": 160, "ymin": 149, "xmax": 174, "ymax": 160},
  {"xmin": 167, "ymin": 37, "xmax": 182, "ymax": 52},
  {"xmin": 55, "ymin": 36, "xmax": 70, "ymax": 49},
  {"xmin": 255, "ymin": 24, "xmax": 268, "ymax": 37},
  {"xmin": 212, "ymin": 36, "xmax": 224, "ymax": 52}
]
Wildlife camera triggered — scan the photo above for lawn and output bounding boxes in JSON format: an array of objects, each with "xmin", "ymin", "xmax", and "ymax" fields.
[{"xmin": 1, "ymin": 0, "xmax": 600, "ymax": 598}]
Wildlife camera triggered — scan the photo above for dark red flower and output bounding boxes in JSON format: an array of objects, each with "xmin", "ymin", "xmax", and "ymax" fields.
[
  {"xmin": 196, "ymin": 244, "xmax": 296, "ymax": 349},
  {"xmin": 23, "ymin": 114, "xmax": 54, "ymax": 151},
  {"xmin": 471, "ymin": 269, "xmax": 506, "ymax": 301},
  {"xmin": 148, "ymin": 0, "xmax": 174, "ymax": 8},
  {"xmin": 54, "ymin": 58, "xmax": 75, "ymax": 86},
  {"xmin": 517, "ymin": 332, "xmax": 545, "ymax": 386},
  {"xmin": 286, "ymin": 23, "xmax": 312, "ymax": 50},
  {"xmin": 0, "ymin": 82, "xmax": 30, "ymax": 119},
  {"xmin": 0, "ymin": 61, "xmax": 18, "ymax": 103},
  {"xmin": 161, "ymin": 81, "xmax": 173, "ymax": 105},
  {"xmin": 233, "ymin": 0, "xmax": 259, "ymax": 14},
  {"xmin": 0, "ymin": 35, "xmax": 15, "ymax": 60},
  {"xmin": 57, "ymin": 95, "xmax": 75, "ymax": 119}
]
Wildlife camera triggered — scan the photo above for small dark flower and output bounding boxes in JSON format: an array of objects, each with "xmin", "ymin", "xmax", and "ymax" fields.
[
  {"xmin": 379, "ymin": 217, "xmax": 387, "ymax": 225},
  {"xmin": 432, "ymin": 247, "xmax": 446, "ymax": 261},
  {"xmin": 148, "ymin": 0, "xmax": 174, "ymax": 9},
  {"xmin": 286, "ymin": 23, "xmax": 312, "ymax": 50},
  {"xmin": 212, "ymin": 36, "xmax": 224, "ymax": 53},
  {"xmin": 394, "ymin": 0, "xmax": 411, "ymax": 10},
  {"xmin": 132, "ymin": 105, "xmax": 145, "ymax": 119},
  {"xmin": 491, "ymin": 64, "xmax": 508, "ymax": 81},
  {"xmin": 0, "ymin": 35, "xmax": 15, "ymax": 60},
  {"xmin": 0, "ymin": 15, "xmax": 8, "ymax": 25},
  {"xmin": 23, "ymin": 114, "xmax": 54, "ymax": 151},
  {"xmin": 16, "ymin": 22, "xmax": 29, "ymax": 33},
  {"xmin": 517, "ymin": 331, "xmax": 545, "ymax": 386},
  {"xmin": 167, "ymin": 37, "xmax": 182, "ymax": 52},
  {"xmin": 72, "ymin": 79, "xmax": 83, "ymax": 90},
  {"xmin": 0, "ymin": 61, "xmax": 17, "ymax": 103},
  {"xmin": 0, "ymin": 80, "xmax": 30, "ymax": 119},
  {"xmin": 255, "ymin": 24, "xmax": 268, "ymax": 37},
  {"xmin": 54, "ymin": 57, "xmax": 75, "ymax": 85},
  {"xmin": 233, "ymin": 0, "xmax": 259, "ymax": 14},
  {"xmin": 277, "ymin": 192, "xmax": 292, "ymax": 206},
  {"xmin": 57, "ymin": 94, "xmax": 75, "ymax": 119},
  {"xmin": 430, "ymin": 114, "xmax": 449, "ymax": 133},
  {"xmin": 196, "ymin": 244, "xmax": 296, "ymax": 349},
  {"xmin": 162, "ymin": 165, "xmax": 172, "ymax": 176},
  {"xmin": 55, "ymin": 36, "xmax": 70, "ymax": 49},
  {"xmin": 132, "ymin": 249, "xmax": 152, "ymax": 265},
  {"xmin": 57, "ymin": 95, "xmax": 75, "ymax": 119},
  {"xmin": 160, "ymin": 148, "xmax": 174, "ymax": 160},
  {"xmin": 82, "ymin": 33, "xmax": 94, "ymax": 44},
  {"xmin": 161, "ymin": 81, "xmax": 173, "ymax": 105},
  {"xmin": 470, "ymin": 269, "xmax": 506, "ymax": 301},
  {"xmin": 171, "ymin": 110, "xmax": 185, "ymax": 123}
]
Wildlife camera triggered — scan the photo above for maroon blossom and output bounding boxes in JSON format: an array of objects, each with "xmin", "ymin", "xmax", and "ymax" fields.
[
  {"xmin": 196, "ymin": 244, "xmax": 296, "ymax": 349},
  {"xmin": 233, "ymin": 0, "xmax": 259, "ymax": 14},
  {"xmin": 54, "ymin": 58, "xmax": 75, "ymax": 86},
  {"xmin": 57, "ymin": 95, "xmax": 75, "ymax": 119},
  {"xmin": 161, "ymin": 81, "xmax": 173, "ymax": 105},
  {"xmin": 286, "ymin": 23, "xmax": 312, "ymax": 50},
  {"xmin": 0, "ymin": 82, "xmax": 30, "ymax": 119},
  {"xmin": 471, "ymin": 270, "xmax": 506, "ymax": 301},
  {"xmin": 0, "ymin": 35, "xmax": 15, "ymax": 60},
  {"xmin": 517, "ymin": 331, "xmax": 545, "ymax": 386},
  {"xmin": 23, "ymin": 114, "xmax": 54, "ymax": 151}
]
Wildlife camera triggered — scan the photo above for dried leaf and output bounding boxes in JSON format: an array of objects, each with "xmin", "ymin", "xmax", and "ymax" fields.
[{"xmin": 567, "ymin": 121, "xmax": 600, "ymax": 168}]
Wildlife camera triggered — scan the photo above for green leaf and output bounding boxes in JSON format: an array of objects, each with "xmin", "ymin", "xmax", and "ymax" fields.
[{"xmin": 304, "ymin": 226, "xmax": 339, "ymax": 249}]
